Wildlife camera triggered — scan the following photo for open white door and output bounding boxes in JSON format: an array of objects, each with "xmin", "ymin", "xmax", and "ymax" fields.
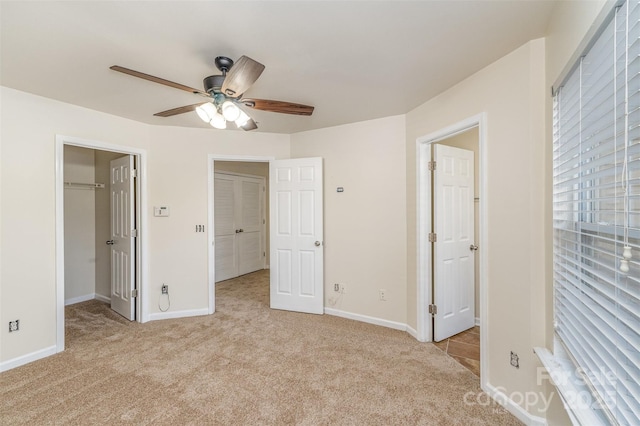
[
  {"xmin": 270, "ymin": 158, "xmax": 324, "ymax": 314},
  {"xmin": 433, "ymin": 145, "xmax": 475, "ymax": 341},
  {"xmin": 109, "ymin": 155, "xmax": 136, "ymax": 320}
]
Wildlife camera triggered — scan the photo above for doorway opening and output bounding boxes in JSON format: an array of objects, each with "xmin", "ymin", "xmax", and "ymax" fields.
[
  {"xmin": 55, "ymin": 135, "xmax": 148, "ymax": 354},
  {"xmin": 213, "ymin": 161, "xmax": 269, "ymax": 282},
  {"xmin": 208, "ymin": 155, "xmax": 325, "ymax": 316},
  {"xmin": 416, "ymin": 114, "xmax": 487, "ymax": 381},
  {"xmin": 208, "ymin": 155, "xmax": 273, "ymax": 314}
]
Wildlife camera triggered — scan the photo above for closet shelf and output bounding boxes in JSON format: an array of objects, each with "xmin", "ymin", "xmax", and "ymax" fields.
[{"xmin": 64, "ymin": 181, "xmax": 105, "ymax": 190}]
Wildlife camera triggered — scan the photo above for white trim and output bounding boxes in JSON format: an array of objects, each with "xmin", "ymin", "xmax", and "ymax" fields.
[
  {"xmin": 534, "ymin": 345, "xmax": 608, "ymax": 426},
  {"xmin": 0, "ymin": 346, "xmax": 57, "ymax": 372},
  {"xmin": 55, "ymin": 135, "xmax": 150, "ymax": 356},
  {"xmin": 406, "ymin": 325, "xmax": 418, "ymax": 340},
  {"xmin": 148, "ymin": 307, "xmax": 209, "ymax": 321},
  {"xmin": 324, "ymin": 308, "xmax": 407, "ymax": 331},
  {"xmin": 207, "ymin": 154, "xmax": 274, "ymax": 316},
  {"xmin": 483, "ymin": 382, "xmax": 548, "ymax": 426},
  {"xmin": 95, "ymin": 293, "xmax": 111, "ymax": 303},
  {"xmin": 475, "ymin": 317, "xmax": 481, "ymax": 327},
  {"xmin": 415, "ymin": 141, "xmax": 432, "ymax": 343},
  {"xmin": 552, "ymin": 0, "xmax": 623, "ymax": 95},
  {"xmin": 415, "ymin": 113, "xmax": 488, "ymax": 384},
  {"xmin": 65, "ymin": 293, "xmax": 96, "ymax": 306}
]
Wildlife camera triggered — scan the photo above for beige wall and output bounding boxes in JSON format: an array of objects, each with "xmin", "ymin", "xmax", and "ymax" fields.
[
  {"xmin": 146, "ymin": 126, "xmax": 288, "ymax": 315},
  {"xmin": 0, "ymin": 87, "xmax": 289, "ymax": 363},
  {"xmin": 63, "ymin": 145, "xmax": 97, "ymax": 302},
  {"xmin": 0, "ymin": 87, "xmax": 150, "ymax": 362},
  {"xmin": 406, "ymin": 39, "xmax": 548, "ymax": 414},
  {"xmin": 291, "ymin": 115, "xmax": 407, "ymax": 324},
  {"xmin": 214, "ymin": 161, "xmax": 269, "ymax": 177},
  {"xmin": 438, "ymin": 128, "xmax": 480, "ymax": 319},
  {"xmin": 0, "ymin": 1, "xmax": 612, "ymax": 421}
]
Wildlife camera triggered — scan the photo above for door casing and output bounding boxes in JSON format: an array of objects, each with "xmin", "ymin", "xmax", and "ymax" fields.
[
  {"xmin": 416, "ymin": 113, "xmax": 487, "ymax": 381},
  {"xmin": 55, "ymin": 135, "xmax": 148, "ymax": 353}
]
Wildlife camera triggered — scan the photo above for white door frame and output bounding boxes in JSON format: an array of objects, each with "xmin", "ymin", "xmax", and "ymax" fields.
[
  {"xmin": 416, "ymin": 113, "xmax": 488, "ymax": 379},
  {"xmin": 207, "ymin": 154, "xmax": 274, "ymax": 314},
  {"xmin": 55, "ymin": 135, "xmax": 149, "ymax": 353}
]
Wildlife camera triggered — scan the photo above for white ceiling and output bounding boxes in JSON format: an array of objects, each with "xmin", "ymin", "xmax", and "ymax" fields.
[{"xmin": 0, "ymin": 1, "xmax": 558, "ymax": 134}]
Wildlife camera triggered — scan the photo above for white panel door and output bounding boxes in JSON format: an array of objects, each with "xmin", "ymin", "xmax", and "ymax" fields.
[
  {"xmin": 214, "ymin": 175, "xmax": 237, "ymax": 282},
  {"xmin": 433, "ymin": 145, "xmax": 475, "ymax": 341},
  {"xmin": 238, "ymin": 179, "xmax": 264, "ymax": 275},
  {"xmin": 214, "ymin": 173, "xmax": 265, "ymax": 281},
  {"xmin": 270, "ymin": 158, "xmax": 324, "ymax": 314},
  {"xmin": 110, "ymin": 155, "xmax": 135, "ymax": 321}
]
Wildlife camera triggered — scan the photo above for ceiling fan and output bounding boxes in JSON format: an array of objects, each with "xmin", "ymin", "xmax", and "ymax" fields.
[{"xmin": 110, "ymin": 55, "xmax": 314, "ymax": 131}]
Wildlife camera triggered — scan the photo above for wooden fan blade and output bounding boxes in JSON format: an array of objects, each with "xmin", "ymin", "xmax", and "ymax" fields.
[
  {"xmin": 241, "ymin": 99, "xmax": 314, "ymax": 116},
  {"xmin": 221, "ymin": 56, "xmax": 265, "ymax": 97},
  {"xmin": 240, "ymin": 118, "xmax": 258, "ymax": 131},
  {"xmin": 153, "ymin": 103, "xmax": 204, "ymax": 117},
  {"xmin": 110, "ymin": 66, "xmax": 208, "ymax": 96}
]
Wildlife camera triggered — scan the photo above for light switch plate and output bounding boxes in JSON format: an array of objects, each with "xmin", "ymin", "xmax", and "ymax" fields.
[{"xmin": 154, "ymin": 206, "xmax": 170, "ymax": 217}]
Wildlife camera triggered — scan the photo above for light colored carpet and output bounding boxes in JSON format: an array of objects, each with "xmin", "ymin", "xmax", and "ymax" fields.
[{"xmin": 1, "ymin": 270, "xmax": 520, "ymax": 425}]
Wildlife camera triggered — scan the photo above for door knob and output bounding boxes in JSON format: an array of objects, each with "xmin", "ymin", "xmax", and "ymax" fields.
[
  {"xmin": 315, "ymin": 241, "xmax": 321, "ymax": 247},
  {"xmin": 106, "ymin": 240, "xmax": 115, "ymax": 245},
  {"xmin": 470, "ymin": 244, "xmax": 478, "ymax": 251}
]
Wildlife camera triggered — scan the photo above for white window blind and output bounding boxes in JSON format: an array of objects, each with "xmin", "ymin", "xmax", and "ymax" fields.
[{"xmin": 553, "ymin": 1, "xmax": 640, "ymax": 424}]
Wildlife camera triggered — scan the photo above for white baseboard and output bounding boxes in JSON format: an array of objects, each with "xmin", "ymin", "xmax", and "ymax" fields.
[
  {"xmin": 475, "ymin": 317, "xmax": 481, "ymax": 326},
  {"xmin": 0, "ymin": 345, "xmax": 57, "ymax": 372},
  {"xmin": 324, "ymin": 308, "xmax": 407, "ymax": 331},
  {"xmin": 95, "ymin": 293, "xmax": 110, "ymax": 303},
  {"xmin": 406, "ymin": 325, "xmax": 418, "ymax": 339},
  {"xmin": 483, "ymin": 382, "xmax": 547, "ymax": 426},
  {"xmin": 65, "ymin": 293, "xmax": 111, "ymax": 305},
  {"xmin": 65, "ymin": 293, "xmax": 95, "ymax": 306},
  {"xmin": 148, "ymin": 307, "xmax": 209, "ymax": 321}
]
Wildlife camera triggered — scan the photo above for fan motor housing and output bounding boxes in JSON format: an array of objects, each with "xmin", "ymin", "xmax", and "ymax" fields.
[{"xmin": 203, "ymin": 75, "xmax": 225, "ymax": 94}]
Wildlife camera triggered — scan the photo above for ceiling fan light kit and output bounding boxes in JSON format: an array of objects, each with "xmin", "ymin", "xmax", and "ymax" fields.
[{"xmin": 110, "ymin": 55, "xmax": 314, "ymax": 131}]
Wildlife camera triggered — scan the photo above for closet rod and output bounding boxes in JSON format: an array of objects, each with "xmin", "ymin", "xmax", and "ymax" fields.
[{"xmin": 64, "ymin": 181, "xmax": 105, "ymax": 189}]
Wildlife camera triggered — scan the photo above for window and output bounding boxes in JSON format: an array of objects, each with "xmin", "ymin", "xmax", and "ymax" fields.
[{"xmin": 552, "ymin": 0, "xmax": 639, "ymax": 424}]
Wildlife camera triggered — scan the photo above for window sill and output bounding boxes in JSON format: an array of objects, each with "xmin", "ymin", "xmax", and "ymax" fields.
[{"xmin": 534, "ymin": 344, "xmax": 609, "ymax": 426}]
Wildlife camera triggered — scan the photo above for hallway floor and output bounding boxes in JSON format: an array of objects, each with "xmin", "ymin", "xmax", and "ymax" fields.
[{"xmin": 433, "ymin": 326, "xmax": 480, "ymax": 376}]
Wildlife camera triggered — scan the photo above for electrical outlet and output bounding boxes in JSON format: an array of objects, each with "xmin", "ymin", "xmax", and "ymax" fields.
[
  {"xmin": 9, "ymin": 320, "xmax": 19, "ymax": 332},
  {"xmin": 161, "ymin": 284, "xmax": 168, "ymax": 295},
  {"xmin": 379, "ymin": 289, "xmax": 387, "ymax": 301},
  {"xmin": 334, "ymin": 283, "xmax": 340, "ymax": 292},
  {"xmin": 510, "ymin": 351, "xmax": 519, "ymax": 369}
]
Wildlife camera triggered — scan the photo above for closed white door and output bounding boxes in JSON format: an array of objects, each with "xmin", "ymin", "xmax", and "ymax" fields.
[
  {"xmin": 214, "ymin": 175, "xmax": 237, "ymax": 282},
  {"xmin": 214, "ymin": 173, "xmax": 265, "ymax": 281},
  {"xmin": 238, "ymin": 179, "xmax": 264, "ymax": 275},
  {"xmin": 110, "ymin": 155, "xmax": 136, "ymax": 321},
  {"xmin": 433, "ymin": 145, "xmax": 475, "ymax": 341},
  {"xmin": 270, "ymin": 158, "xmax": 324, "ymax": 314}
]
